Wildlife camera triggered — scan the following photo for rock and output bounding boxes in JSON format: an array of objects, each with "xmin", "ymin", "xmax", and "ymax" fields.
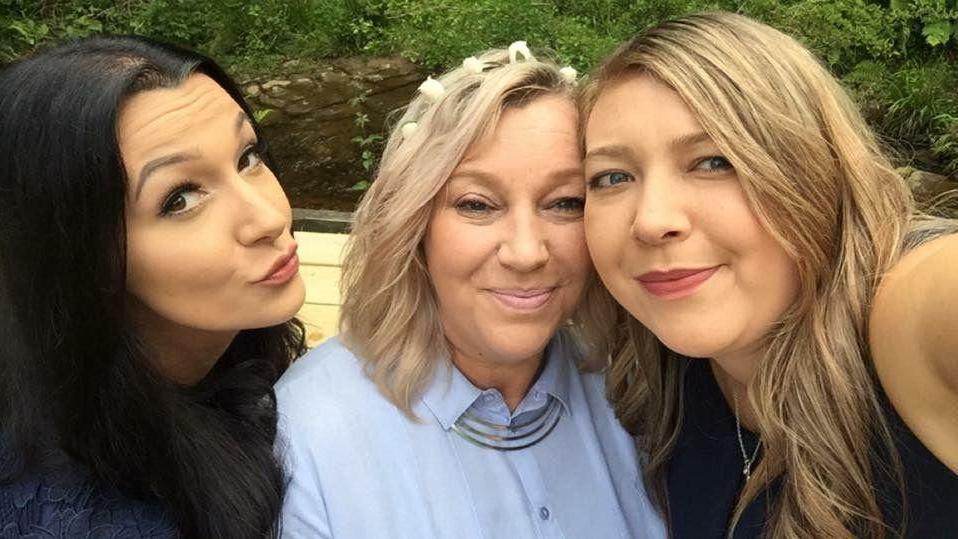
[
  {"xmin": 244, "ymin": 57, "xmax": 426, "ymax": 210},
  {"xmin": 262, "ymin": 79, "xmax": 292, "ymax": 90},
  {"xmin": 900, "ymin": 167, "xmax": 958, "ymax": 217},
  {"xmin": 267, "ymin": 85, "xmax": 289, "ymax": 97},
  {"xmin": 285, "ymin": 100, "xmax": 316, "ymax": 116},
  {"xmin": 244, "ymin": 84, "xmax": 261, "ymax": 97}
]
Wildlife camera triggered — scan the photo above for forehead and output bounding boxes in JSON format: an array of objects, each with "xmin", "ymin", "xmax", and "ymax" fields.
[
  {"xmin": 117, "ymin": 74, "xmax": 244, "ymax": 160},
  {"xmin": 586, "ymin": 75, "xmax": 700, "ymax": 139},
  {"xmin": 458, "ymin": 95, "xmax": 579, "ymax": 170}
]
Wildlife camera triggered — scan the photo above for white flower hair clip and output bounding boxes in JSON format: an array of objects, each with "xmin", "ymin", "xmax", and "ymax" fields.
[
  {"xmin": 418, "ymin": 76, "xmax": 445, "ymax": 102},
  {"xmin": 508, "ymin": 40, "xmax": 534, "ymax": 63},
  {"xmin": 401, "ymin": 122, "xmax": 419, "ymax": 138},
  {"xmin": 559, "ymin": 66, "xmax": 578, "ymax": 83},
  {"xmin": 462, "ymin": 56, "xmax": 484, "ymax": 74}
]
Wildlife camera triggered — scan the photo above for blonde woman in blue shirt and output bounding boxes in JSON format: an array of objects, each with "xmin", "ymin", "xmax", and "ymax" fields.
[{"xmin": 276, "ymin": 44, "xmax": 664, "ymax": 538}]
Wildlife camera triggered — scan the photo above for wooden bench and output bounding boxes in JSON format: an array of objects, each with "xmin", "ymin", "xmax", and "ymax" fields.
[{"xmin": 295, "ymin": 231, "xmax": 348, "ymax": 348}]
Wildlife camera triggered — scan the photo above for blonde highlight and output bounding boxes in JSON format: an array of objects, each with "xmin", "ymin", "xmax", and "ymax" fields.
[{"xmin": 578, "ymin": 12, "xmax": 930, "ymax": 538}]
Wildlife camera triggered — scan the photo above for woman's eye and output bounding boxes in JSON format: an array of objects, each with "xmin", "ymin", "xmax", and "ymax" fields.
[
  {"xmin": 238, "ymin": 143, "xmax": 264, "ymax": 172},
  {"xmin": 160, "ymin": 184, "xmax": 207, "ymax": 216},
  {"xmin": 693, "ymin": 156, "xmax": 733, "ymax": 172},
  {"xmin": 588, "ymin": 171, "xmax": 634, "ymax": 189},
  {"xmin": 455, "ymin": 198, "xmax": 493, "ymax": 214},
  {"xmin": 551, "ymin": 196, "xmax": 585, "ymax": 213}
]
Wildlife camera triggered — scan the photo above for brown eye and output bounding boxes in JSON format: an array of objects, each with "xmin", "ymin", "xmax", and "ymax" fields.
[
  {"xmin": 238, "ymin": 143, "xmax": 264, "ymax": 172},
  {"xmin": 160, "ymin": 183, "xmax": 206, "ymax": 216}
]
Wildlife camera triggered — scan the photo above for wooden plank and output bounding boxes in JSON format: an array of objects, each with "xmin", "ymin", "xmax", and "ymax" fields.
[
  {"xmin": 296, "ymin": 303, "xmax": 340, "ymax": 348},
  {"xmin": 300, "ymin": 264, "xmax": 341, "ymax": 305},
  {"xmin": 296, "ymin": 231, "xmax": 347, "ymax": 266},
  {"xmin": 294, "ymin": 231, "xmax": 347, "ymax": 348}
]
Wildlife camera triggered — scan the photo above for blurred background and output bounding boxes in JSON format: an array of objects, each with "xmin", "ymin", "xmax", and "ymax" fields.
[{"xmin": 2, "ymin": 0, "xmax": 956, "ymax": 212}]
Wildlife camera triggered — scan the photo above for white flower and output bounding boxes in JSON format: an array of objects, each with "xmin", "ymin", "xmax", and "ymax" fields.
[
  {"xmin": 401, "ymin": 122, "xmax": 419, "ymax": 138},
  {"xmin": 559, "ymin": 66, "xmax": 578, "ymax": 83},
  {"xmin": 508, "ymin": 40, "xmax": 534, "ymax": 63},
  {"xmin": 462, "ymin": 56, "xmax": 484, "ymax": 74},
  {"xmin": 418, "ymin": 76, "xmax": 445, "ymax": 102}
]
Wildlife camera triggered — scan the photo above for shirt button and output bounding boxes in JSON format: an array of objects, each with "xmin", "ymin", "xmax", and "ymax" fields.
[{"xmin": 539, "ymin": 506, "xmax": 550, "ymax": 520}]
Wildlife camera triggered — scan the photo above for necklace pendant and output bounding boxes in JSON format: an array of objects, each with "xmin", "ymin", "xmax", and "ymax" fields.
[{"xmin": 743, "ymin": 464, "xmax": 751, "ymax": 480}]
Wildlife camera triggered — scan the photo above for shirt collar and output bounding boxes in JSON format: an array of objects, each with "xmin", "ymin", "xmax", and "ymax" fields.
[{"xmin": 419, "ymin": 331, "xmax": 576, "ymax": 430}]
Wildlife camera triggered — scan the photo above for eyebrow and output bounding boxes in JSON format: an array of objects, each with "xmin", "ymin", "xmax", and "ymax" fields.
[
  {"xmin": 134, "ymin": 151, "xmax": 199, "ymax": 200},
  {"xmin": 233, "ymin": 110, "xmax": 249, "ymax": 133},
  {"xmin": 449, "ymin": 166, "xmax": 583, "ymax": 188},
  {"xmin": 133, "ymin": 111, "xmax": 250, "ymax": 200},
  {"xmin": 584, "ymin": 131, "xmax": 715, "ymax": 163},
  {"xmin": 669, "ymin": 131, "xmax": 713, "ymax": 152}
]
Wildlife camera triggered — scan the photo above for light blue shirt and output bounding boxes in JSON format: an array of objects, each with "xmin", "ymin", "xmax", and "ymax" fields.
[{"xmin": 276, "ymin": 333, "xmax": 665, "ymax": 538}]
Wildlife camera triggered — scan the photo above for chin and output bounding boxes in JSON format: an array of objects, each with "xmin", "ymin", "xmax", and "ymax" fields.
[
  {"xmin": 655, "ymin": 329, "xmax": 730, "ymax": 359},
  {"xmin": 485, "ymin": 328, "xmax": 556, "ymax": 365},
  {"xmin": 242, "ymin": 277, "xmax": 307, "ymax": 330}
]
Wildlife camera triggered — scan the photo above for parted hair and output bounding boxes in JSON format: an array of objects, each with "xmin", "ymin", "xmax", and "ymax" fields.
[
  {"xmin": 339, "ymin": 47, "xmax": 610, "ymax": 415},
  {"xmin": 0, "ymin": 35, "xmax": 305, "ymax": 538},
  {"xmin": 577, "ymin": 11, "xmax": 958, "ymax": 539}
]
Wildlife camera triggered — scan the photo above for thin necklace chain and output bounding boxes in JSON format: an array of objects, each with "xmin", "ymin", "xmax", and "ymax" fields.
[{"xmin": 732, "ymin": 392, "xmax": 761, "ymax": 482}]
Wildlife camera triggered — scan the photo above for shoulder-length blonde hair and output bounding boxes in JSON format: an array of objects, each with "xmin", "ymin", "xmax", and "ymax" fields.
[
  {"xmin": 339, "ymin": 47, "xmax": 608, "ymax": 415},
  {"xmin": 579, "ymin": 11, "xmax": 937, "ymax": 539}
]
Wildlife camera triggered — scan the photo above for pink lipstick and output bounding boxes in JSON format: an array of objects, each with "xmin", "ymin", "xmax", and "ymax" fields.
[
  {"xmin": 636, "ymin": 266, "xmax": 719, "ymax": 298},
  {"xmin": 487, "ymin": 288, "xmax": 555, "ymax": 311}
]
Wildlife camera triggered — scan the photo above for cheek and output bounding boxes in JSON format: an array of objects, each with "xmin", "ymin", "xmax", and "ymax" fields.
[
  {"xmin": 710, "ymin": 198, "xmax": 801, "ymax": 320},
  {"xmin": 584, "ymin": 201, "xmax": 631, "ymax": 280},
  {"xmin": 548, "ymin": 222, "xmax": 591, "ymax": 288},
  {"xmin": 262, "ymin": 171, "xmax": 292, "ymax": 218},
  {"xmin": 126, "ymin": 224, "xmax": 236, "ymax": 312},
  {"xmin": 423, "ymin": 216, "xmax": 496, "ymax": 304}
]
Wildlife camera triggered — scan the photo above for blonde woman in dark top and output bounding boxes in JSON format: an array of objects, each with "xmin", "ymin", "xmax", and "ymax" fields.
[{"xmin": 578, "ymin": 12, "xmax": 958, "ymax": 539}]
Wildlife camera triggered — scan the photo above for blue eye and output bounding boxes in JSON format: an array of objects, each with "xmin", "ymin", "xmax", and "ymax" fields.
[
  {"xmin": 551, "ymin": 197, "xmax": 585, "ymax": 213},
  {"xmin": 588, "ymin": 171, "xmax": 634, "ymax": 190},
  {"xmin": 694, "ymin": 156, "xmax": 733, "ymax": 172},
  {"xmin": 455, "ymin": 198, "xmax": 492, "ymax": 213}
]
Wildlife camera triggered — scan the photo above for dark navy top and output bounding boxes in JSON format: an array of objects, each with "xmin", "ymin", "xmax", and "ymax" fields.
[
  {"xmin": 666, "ymin": 359, "xmax": 958, "ymax": 539},
  {"xmin": 0, "ymin": 451, "xmax": 177, "ymax": 538}
]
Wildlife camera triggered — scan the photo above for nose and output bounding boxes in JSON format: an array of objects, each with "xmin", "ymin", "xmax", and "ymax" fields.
[
  {"xmin": 233, "ymin": 179, "xmax": 289, "ymax": 246},
  {"xmin": 630, "ymin": 174, "xmax": 691, "ymax": 246},
  {"xmin": 497, "ymin": 209, "xmax": 549, "ymax": 272}
]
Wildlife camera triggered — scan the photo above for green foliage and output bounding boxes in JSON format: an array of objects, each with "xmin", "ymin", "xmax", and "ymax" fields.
[{"xmin": 3, "ymin": 0, "xmax": 957, "ymax": 174}]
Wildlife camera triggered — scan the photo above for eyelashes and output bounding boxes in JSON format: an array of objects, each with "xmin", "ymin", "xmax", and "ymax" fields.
[
  {"xmin": 453, "ymin": 196, "xmax": 585, "ymax": 217},
  {"xmin": 587, "ymin": 155, "xmax": 735, "ymax": 190},
  {"xmin": 156, "ymin": 138, "xmax": 267, "ymax": 218},
  {"xmin": 159, "ymin": 181, "xmax": 206, "ymax": 216},
  {"xmin": 588, "ymin": 170, "xmax": 634, "ymax": 190}
]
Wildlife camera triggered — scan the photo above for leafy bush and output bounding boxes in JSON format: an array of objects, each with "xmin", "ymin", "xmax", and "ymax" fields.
[{"xmin": 2, "ymin": 0, "xmax": 956, "ymax": 173}]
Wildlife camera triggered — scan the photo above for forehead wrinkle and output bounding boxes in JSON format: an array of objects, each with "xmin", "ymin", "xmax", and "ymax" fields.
[
  {"xmin": 120, "ymin": 81, "xmax": 238, "ymax": 159},
  {"xmin": 123, "ymin": 79, "xmax": 217, "ymax": 133}
]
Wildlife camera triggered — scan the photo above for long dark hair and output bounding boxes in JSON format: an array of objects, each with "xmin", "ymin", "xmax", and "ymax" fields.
[{"xmin": 0, "ymin": 36, "xmax": 305, "ymax": 538}]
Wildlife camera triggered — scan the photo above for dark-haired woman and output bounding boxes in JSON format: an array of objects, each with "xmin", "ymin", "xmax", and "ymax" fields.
[{"xmin": 0, "ymin": 36, "xmax": 306, "ymax": 538}]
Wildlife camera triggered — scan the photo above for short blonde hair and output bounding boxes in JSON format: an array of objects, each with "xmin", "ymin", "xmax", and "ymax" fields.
[{"xmin": 339, "ymin": 47, "xmax": 604, "ymax": 415}]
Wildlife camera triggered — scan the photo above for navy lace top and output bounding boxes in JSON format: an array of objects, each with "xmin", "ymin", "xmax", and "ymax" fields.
[
  {"xmin": 666, "ymin": 358, "xmax": 958, "ymax": 538},
  {"xmin": 0, "ymin": 450, "xmax": 177, "ymax": 538}
]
